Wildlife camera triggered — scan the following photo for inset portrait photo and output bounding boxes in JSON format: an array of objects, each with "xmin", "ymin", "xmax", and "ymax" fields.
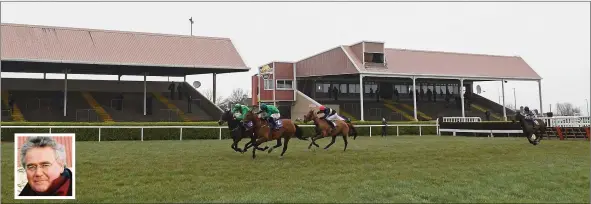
[{"xmin": 14, "ymin": 133, "xmax": 76, "ymax": 199}]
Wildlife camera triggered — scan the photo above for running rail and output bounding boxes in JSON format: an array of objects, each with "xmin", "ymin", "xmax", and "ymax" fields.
[{"xmin": 0, "ymin": 124, "xmax": 439, "ymax": 141}]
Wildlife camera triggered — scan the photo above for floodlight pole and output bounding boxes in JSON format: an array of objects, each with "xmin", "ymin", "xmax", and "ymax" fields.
[
  {"xmin": 513, "ymin": 88, "xmax": 517, "ymax": 111},
  {"xmin": 143, "ymin": 73, "xmax": 147, "ymax": 116},
  {"xmin": 213, "ymin": 73, "xmax": 217, "ymax": 104},
  {"xmin": 189, "ymin": 17, "xmax": 194, "ymax": 36},
  {"xmin": 412, "ymin": 77, "xmax": 418, "ymax": 121},
  {"xmin": 460, "ymin": 79, "xmax": 465, "ymax": 117},
  {"xmin": 501, "ymin": 80, "xmax": 506, "ymax": 121},
  {"xmin": 538, "ymin": 80, "xmax": 543, "ymax": 113},
  {"xmin": 359, "ymin": 74, "xmax": 364, "ymax": 121},
  {"xmin": 64, "ymin": 69, "xmax": 68, "ymax": 117}
]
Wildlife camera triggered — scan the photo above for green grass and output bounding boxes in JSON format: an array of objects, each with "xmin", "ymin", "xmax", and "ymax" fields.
[{"xmin": 2, "ymin": 136, "xmax": 589, "ymax": 203}]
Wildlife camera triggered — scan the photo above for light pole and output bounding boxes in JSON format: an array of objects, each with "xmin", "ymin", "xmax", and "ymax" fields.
[
  {"xmin": 513, "ymin": 88, "xmax": 517, "ymax": 111},
  {"xmin": 586, "ymin": 99, "xmax": 589, "ymax": 116},
  {"xmin": 189, "ymin": 17, "xmax": 194, "ymax": 36}
]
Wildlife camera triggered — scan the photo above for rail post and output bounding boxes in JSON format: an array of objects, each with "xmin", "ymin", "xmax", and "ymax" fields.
[
  {"xmin": 219, "ymin": 128, "xmax": 222, "ymax": 140},
  {"xmin": 180, "ymin": 128, "xmax": 183, "ymax": 141},
  {"xmin": 396, "ymin": 126, "xmax": 399, "ymax": 136},
  {"xmin": 49, "ymin": 127, "xmax": 52, "ymax": 133},
  {"xmin": 141, "ymin": 128, "xmax": 144, "ymax": 141},
  {"xmin": 369, "ymin": 126, "xmax": 372, "ymax": 137},
  {"xmin": 98, "ymin": 128, "xmax": 101, "ymax": 142},
  {"xmin": 419, "ymin": 126, "xmax": 422, "ymax": 136}
]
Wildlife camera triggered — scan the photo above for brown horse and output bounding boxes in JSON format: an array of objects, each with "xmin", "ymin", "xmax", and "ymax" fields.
[
  {"xmin": 303, "ymin": 109, "xmax": 354, "ymax": 151},
  {"xmin": 243, "ymin": 110, "xmax": 306, "ymax": 159}
]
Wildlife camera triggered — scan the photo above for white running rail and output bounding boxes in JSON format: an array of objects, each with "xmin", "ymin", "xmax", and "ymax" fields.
[
  {"xmin": 538, "ymin": 116, "xmax": 590, "ymax": 127},
  {"xmin": 442, "ymin": 117, "xmax": 482, "ymax": 123},
  {"xmin": 0, "ymin": 124, "xmax": 439, "ymax": 141}
]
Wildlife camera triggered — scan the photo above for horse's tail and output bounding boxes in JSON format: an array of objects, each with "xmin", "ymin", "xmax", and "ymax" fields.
[
  {"xmin": 348, "ymin": 123, "xmax": 358, "ymax": 140},
  {"xmin": 294, "ymin": 124, "xmax": 307, "ymax": 140}
]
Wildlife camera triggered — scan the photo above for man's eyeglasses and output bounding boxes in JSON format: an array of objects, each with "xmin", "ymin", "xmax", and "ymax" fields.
[{"xmin": 25, "ymin": 163, "xmax": 53, "ymax": 172}]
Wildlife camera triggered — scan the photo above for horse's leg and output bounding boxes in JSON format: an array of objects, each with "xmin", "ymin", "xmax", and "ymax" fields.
[
  {"xmin": 268, "ymin": 138, "xmax": 282, "ymax": 154},
  {"xmin": 308, "ymin": 135, "xmax": 324, "ymax": 149},
  {"xmin": 342, "ymin": 133, "xmax": 349, "ymax": 151},
  {"xmin": 252, "ymin": 137, "xmax": 270, "ymax": 159},
  {"xmin": 280, "ymin": 136, "xmax": 291, "ymax": 159},
  {"xmin": 324, "ymin": 136, "xmax": 337, "ymax": 150}
]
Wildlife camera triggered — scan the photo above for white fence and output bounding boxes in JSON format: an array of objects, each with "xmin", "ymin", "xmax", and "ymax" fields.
[
  {"xmin": 538, "ymin": 116, "xmax": 590, "ymax": 127},
  {"xmin": 0, "ymin": 124, "xmax": 440, "ymax": 142},
  {"xmin": 442, "ymin": 117, "xmax": 482, "ymax": 123}
]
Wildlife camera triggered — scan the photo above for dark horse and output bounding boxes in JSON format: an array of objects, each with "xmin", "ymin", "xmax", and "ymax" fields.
[
  {"xmin": 218, "ymin": 109, "xmax": 267, "ymax": 153},
  {"xmin": 513, "ymin": 112, "xmax": 546, "ymax": 145}
]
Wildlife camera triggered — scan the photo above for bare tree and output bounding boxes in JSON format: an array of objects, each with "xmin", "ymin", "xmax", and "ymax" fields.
[
  {"xmin": 555, "ymin": 102, "xmax": 582, "ymax": 116},
  {"xmin": 219, "ymin": 88, "xmax": 250, "ymax": 110},
  {"xmin": 505, "ymin": 103, "xmax": 516, "ymax": 111},
  {"xmin": 202, "ymin": 88, "xmax": 224, "ymax": 103}
]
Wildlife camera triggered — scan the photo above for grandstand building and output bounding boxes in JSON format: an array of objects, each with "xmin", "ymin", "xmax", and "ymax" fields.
[
  {"xmin": 1, "ymin": 23, "xmax": 249, "ymax": 122},
  {"xmin": 252, "ymin": 41, "xmax": 543, "ymax": 121}
]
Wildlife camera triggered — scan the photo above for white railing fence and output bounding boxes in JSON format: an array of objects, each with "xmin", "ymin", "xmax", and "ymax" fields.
[
  {"xmin": 538, "ymin": 116, "xmax": 590, "ymax": 127},
  {"xmin": 0, "ymin": 124, "xmax": 440, "ymax": 142},
  {"xmin": 442, "ymin": 117, "xmax": 482, "ymax": 123}
]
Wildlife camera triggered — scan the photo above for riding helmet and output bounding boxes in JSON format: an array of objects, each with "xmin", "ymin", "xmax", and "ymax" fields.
[
  {"xmin": 319, "ymin": 106, "xmax": 326, "ymax": 111},
  {"xmin": 260, "ymin": 104, "xmax": 268, "ymax": 110}
]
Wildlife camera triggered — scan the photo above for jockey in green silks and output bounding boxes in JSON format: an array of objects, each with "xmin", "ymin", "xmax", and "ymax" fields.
[{"xmin": 255, "ymin": 103, "xmax": 281, "ymax": 130}]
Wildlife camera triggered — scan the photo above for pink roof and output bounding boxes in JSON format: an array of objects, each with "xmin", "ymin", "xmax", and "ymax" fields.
[
  {"xmin": 343, "ymin": 45, "xmax": 541, "ymax": 80},
  {"xmin": 1, "ymin": 23, "xmax": 249, "ymax": 70}
]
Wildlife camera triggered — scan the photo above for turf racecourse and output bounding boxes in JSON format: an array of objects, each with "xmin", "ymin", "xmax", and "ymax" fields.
[{"xmin": 2, "ymin": 136, "xmax": 589, "ymax": 203}]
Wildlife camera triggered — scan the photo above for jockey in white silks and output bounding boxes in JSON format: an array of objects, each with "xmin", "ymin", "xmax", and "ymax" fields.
[{"xmin": 316, "ymin": 105, "xmax": 345, "ymax": 130}]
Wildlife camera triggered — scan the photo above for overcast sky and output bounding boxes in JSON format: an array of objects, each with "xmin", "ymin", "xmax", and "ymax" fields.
[{"xmin": 1, "ymin": 2, "xmax": 589, "ymax": 115}]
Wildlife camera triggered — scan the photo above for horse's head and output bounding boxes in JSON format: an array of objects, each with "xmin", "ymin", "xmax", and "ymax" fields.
[
  {"xmin": 218, "ymin": 109, "xmax": 233, "ymax": 125},
  {"xmin": 243, "ymin": 110, "xmax": 258, "ymax": 124},
  {"xmin": 303, "ymin": 109, "xmax": 317, "ymax": 123}
]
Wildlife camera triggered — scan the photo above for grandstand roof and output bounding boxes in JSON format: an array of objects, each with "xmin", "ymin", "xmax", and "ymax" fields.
[
  {"xmin": 0, "ymin": 23, "xmax": 249, "ymax": 76},
  {"xmin": 291, "ymin": 41, "xmax": 541, "ymax": 81}
]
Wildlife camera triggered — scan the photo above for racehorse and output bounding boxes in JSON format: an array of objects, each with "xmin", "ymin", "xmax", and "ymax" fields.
[
  {"xmin": 302, "ymin": 109, "xmax": 356, "ymax": 151},
  {"xmin": 242, "ymin": 110, "xmax": 306, "ymax": 159},
  {"xmin": 513, "ymin": 112, "xmax": 546, "ymax": 145},
  {"xmin": 218, "ymin": 109, "xmax": 267, "ymax": 153}
]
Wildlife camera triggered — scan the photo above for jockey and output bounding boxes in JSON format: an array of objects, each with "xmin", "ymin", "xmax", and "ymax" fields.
[
  {"xmin": 232, "ymin": 104, "xmax": 251, "ymax": 129},
  {"xmin": 255, "ymin": 103, "xmax": 281, "ymax": 130},
  {"xmin": 231, "ymin": 104, "xmax": 250, "ymax": 121},
  {"xmin": 316, "ymin": 105, "xmax": 342, "ymax": 130},
  {"xmin": 523, "ymin": 106, "xmax": 537, "ymax": 121}
]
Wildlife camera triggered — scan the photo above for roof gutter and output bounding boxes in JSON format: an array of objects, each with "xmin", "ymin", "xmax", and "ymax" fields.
[
  {"xmin": 360, "ymin": 71, "xmax": 542, "ymax": 81},
  {"xmin": 1, "ymin": 58, "xmax": 251, "ymax": 71}
]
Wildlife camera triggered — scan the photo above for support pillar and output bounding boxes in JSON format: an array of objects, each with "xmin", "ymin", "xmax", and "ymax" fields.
[
  {"xmin": 460, "ymin": 79, "xmax": 465, "ymax": 117},
  {"xmin": 272, "ymin": 62, "xmax": 276, "ymax": 106},
  {"xmin": 184, "ymin": 76, "xmax": 186, "ymax": 82},
  {"xmin": 63, "ymin": 70, "xmax": 68, "ymax": 116},
  {"xmin": 143, "ymin": 73, "xmax": 147, "ymax": 116},
  {"xmin": 538, "ymin": 80, "xmax": 543, "ymax": 113},
  {"xmin": 118, "ymin": 75, "xmax": 121, "ymax": 81},
  {"xmin": 213, "ymin": 73, "xmax": 217, "ymax": 104},
  {"xmin": 359, "ymin": 74, "xmax": 364, "ymax": 121},
  {"xmin": 43, "ymin": 73, "xmax": 46, "ymax": 79},
  {"xmin": 412, "ymin": 77, "xmax": 417, "ymax": 121},
  {"xmin": 501, "ymin": 80, "xmax": 507, "ymax": 121}
]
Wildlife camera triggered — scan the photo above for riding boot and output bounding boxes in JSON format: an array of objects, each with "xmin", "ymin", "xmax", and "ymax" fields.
[
  {"xmin": 325, "ymin": 118, "xmax": 335, "ymax": 130},
  {"xmin": 269, "ymin": 118, "xmax": 276, "ymax": 130}
]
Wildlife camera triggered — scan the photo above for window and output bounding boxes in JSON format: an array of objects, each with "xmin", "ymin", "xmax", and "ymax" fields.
[
  {"xmin": 363, "ymin": 53, "xmax": 385, "ymax": 63},
  {"xmin": 264, "ymin": 79, "xmax": 274, "ymax": 90},
  {"xmin": 349, "ymin": 84, "xmax": 361, "ymax": 93},
  {"xmin": 276, "ymin": 80, "xmax": 293, "ymax": 90},
  {"xmin": 316, "ymin": 83, "xmax": 331, "ymax": 93},
  {"xmin": 339, "ymin": 84, "xmax": 347, "ymax": 94},
  {"xmin": 364, "ymin": 82, "xmax": 378, "ymax": 93}
]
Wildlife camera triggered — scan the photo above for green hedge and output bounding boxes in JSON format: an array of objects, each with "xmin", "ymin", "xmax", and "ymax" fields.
[{"xmin": 0, "ymin": 121, "xmax": 437, "ymax": 142}]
